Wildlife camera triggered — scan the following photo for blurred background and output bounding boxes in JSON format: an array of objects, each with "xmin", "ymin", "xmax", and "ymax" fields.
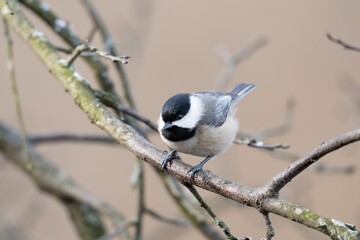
[{"xmin": 1, "ymin": 1, "xmax": 360, "ymax": 239}]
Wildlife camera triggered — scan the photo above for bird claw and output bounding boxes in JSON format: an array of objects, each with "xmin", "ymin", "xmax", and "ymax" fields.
[
  {"xmin": 187, "ymin": 164, "xmax": 203, "ymax": 179},
  {"xmin": 161, "ymin": 150, "xmax": 178, "ymax": 172}
]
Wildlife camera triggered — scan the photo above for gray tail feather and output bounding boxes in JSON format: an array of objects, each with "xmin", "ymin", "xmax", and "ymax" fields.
[{"xmin": 229, "ymin": 83, "xmax": 256, "ymax": 102}]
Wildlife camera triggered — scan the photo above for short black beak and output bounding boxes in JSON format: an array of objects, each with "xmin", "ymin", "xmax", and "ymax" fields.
[{"xmin": 163, "ymin": 122, "xmax": 172, "ymax": 130}]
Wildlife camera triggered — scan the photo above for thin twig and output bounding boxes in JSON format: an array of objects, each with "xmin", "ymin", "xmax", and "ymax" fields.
[
  {"xmin": 160, "ymin": 174, "xmax": 225, "ymax": 240},
  {"xmin": 80, "ymin": 0, "xmax": 136, "ymax": 108},
  {"xmin": 66, "ymin": 42, "xmax": 130, "ymax": 66},
  {"xmin": 29, "ymin": 133, "xmax": 115, "ymax": 144},
  {"xmin": 262, "ymin": 213, "xmax": 275, "ymax": 240},
  {"xmin": 261, "ymin": 128, "xmax": 360, "ymax": 196},
  {"xmin": 216, "ymin": 37, "xmax": 268, "ymax": 91},
  {"xmin": 338, "ymin": 77, "xmax": 360, "ymax": 115},
  {"xmin": 254, "ymin": 98, "xmax": 295, "ymax": 139},
  {"xmin": 327, "ymin": 33, "xmax": 360, "ymax": 52},
  {"xmin": 235, "ymin": 98, "xmax": 294, "ymax": 150},
  {"xmin": 234, "ymin": 138, "xmax": 288, "ymax": 150},
  {"xmin": 86, "ymin": 24, "xmax": 98, "ymax": 42},
  {"xmin": 95, "ymin": 90, "xmax": 158, "ymax": 131},
  {"xmin": 184, "ymin": 183, "xmax": 250, "ymax": 240},
  {"xmin": 261, "ymin": 148, "xmax": 355, "ymax": 174},
  {"xmin": 97, "ymin": 221, "xmax": 135, "ymax": 240},
  {"xmin": 20, "ymin": 0, "xmax": 124, "ymax": 102},
  {"xmin": 145, "ymin": 208, "xmax": 189, "ymax": 227},
  {"xmin": 2, "ymin": 15, "xmax": 28, "ymax": 157},
  {"xmin": 134, "ymin": 159, "xmax": 145, "ymax": 240}
]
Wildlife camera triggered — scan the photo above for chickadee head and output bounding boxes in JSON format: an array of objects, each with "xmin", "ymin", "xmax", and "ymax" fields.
[{"xmin": 158, "ymin": 93, "xmax": 203, "ymax": 142}]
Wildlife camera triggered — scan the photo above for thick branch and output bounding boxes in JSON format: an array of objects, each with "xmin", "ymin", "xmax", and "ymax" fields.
[
  {"xmin": 0, "ymin": 121, "xmax": 127, "ymax": 238},
  {"xmin": 19, "ymin": 0, "xmax": 121, "ymax": 103}
]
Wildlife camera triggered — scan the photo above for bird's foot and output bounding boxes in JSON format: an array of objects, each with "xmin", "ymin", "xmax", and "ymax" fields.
[
  {"xmin": 161, "ymin": 150, "xmax": 178, "ymax": 172},
  {"xmin": 187, "ymin": 164, "xmax": 204, "ymax": 179}
]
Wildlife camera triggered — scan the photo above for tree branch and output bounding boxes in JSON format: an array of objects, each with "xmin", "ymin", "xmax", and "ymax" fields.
[
  {"xmin": 66, "ymin": 42, "xmax": 130, "ymax": 66},
  {"xmin": 261, "ymin": 128, "xmax": 360, "ymax": 196},
  {"xmin": 29, "ymin": 133, "xmax": 115, "ymax": 144},
  {"xmin": 216, "ymin": 37, "xmax": 268, "ymax": 91},
  {"xmin": 184, "ymin": 183, "xmax": 250, "ymax": 240},
  {"xmin": 80, "ymin": 0, "xmax": 135, "ymax": 108},
  {"xmin": 2, "ymin": 2, "xmax": 359, "ymax": 239},
  {"xmin": 327, "ymin": 33, "xmax": 360, "ymax": 52},
  {"xmin": 0, "ymin": 121, "xmax": 127, "ymax": 239}
]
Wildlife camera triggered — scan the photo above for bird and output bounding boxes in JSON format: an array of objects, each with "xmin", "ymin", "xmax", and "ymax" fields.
[{"xmin": 158, "ymin": 83, "xmax": 256, "ymax": 178}]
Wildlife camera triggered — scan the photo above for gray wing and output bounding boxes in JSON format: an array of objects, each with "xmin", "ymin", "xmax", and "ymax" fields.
[
  {"xmin": 194, "ymin": 83, "xmax": 255, "ymax": 127},
  {"xmin": 193, "ymin": 92, "xmax": 232, "ymax": 127},
  {"xmin": 229, "ymin": 83, "xmax": 256, "ymax": 105}
]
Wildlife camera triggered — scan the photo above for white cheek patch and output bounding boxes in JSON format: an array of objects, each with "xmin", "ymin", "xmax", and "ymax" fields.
[
  {"xmin": 158, "ymin": 114, "xmax": 165, "ymax": 131},
  {"xmin": 173, "ymin": 95, "xmax": 203, "ymax": 129}
]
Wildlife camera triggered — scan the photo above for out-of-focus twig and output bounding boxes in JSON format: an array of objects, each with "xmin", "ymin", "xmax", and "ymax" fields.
[
  {"xmin": 254, "ymin": 98, "xmax": 295, "ymax": 139},
  {"xmin": 19, "ymin": 0, "xmax": 122, "ymax": 103},
  {"xmin": 216, "ymin": 37, "xmax": 268, "ymax": 91},
  {"xmin": 327, "ymin": 33, "xmax": 360, "ymax": 52},
  {"xmin": 235, "ymin": 98, "xmax": 294, "ymax": 150},
  {"xmin": 145, "ymin": 208, "xmax": 189, "ymax": 227},
  {"xmin": 0, "ymin": 121, "xmax": 127, "ymax": 239},
  {"xmin": 80, "ymin": 0, "xmax": 135, "ymax": 108},
  {"xmin": 97, "ymin": 221, "xmax": 135, "ymax": 240},
  {"xmin": 2, "ymin": 14, "xmax": 29, "ymax": 157},
  {"xmin": 339, "ymin": 77, "xmax": 360, "ymax": 115},
  {"xmin": 29, "ymin": 133, "xmax": 115, "ymax": 144}
]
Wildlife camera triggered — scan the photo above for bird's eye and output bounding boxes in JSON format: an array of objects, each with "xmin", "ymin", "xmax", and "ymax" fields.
[{"xmin": 176, "ymin": 114, "xmax": 184, "ymax": 120}]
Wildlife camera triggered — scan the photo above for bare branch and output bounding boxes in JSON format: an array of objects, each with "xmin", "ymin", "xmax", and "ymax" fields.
[
  {"xmin": 261, "ymin": 128, "xmax": 360, "ymax": 196},
  {"xmin": 160, "ymin": 174, "xmax": 225, "ymax": 240},
  {"xmin": 216, "ymin": 37, "xmax": 268, "ymax": 91},
  {"xmin": 184, "ymin": 183, "xmax": 250, "ymax": 240},
  {"xmin": 97, "ymin": 221, "xmax": 135, "ymax": 240},
  {"xmin": 145, "ymin": 208, "xmax": 189, "ymax": 227},
  {"xmin": 262, "ymin": 213, "xmax": 275, "ymax": 240},
  {"xmin": 0, "ymin": 121, "xmax": 127, "ymax": 238},
  {"xmin": 255, "ymin": 98, "xmax": 295, "ymax": 139},
  {"xmin": 235, "ymin": 137, "xmax": 289, "ymax": 150},
  {"xmin": 327, "ymin": 33, "xmax": 360, "ymax": 52},
  {"xmin": 2, "ymin": 15, "xmax": 29, "ymax": 156},
  {"xmin": 19, "ymin": 0, "xmax": 124, "ymax": 104},
  {"xmin": 80, "ymin": 0, "xmax": 136, "ymax": 108},
  {"xmin": 29, "ymin": 133, "xmax": 115, "ymax": 144},
  {"xmin": 95, "ymin": 90, "xmax": 158, "ymax": 131},
  {"xmin": 235, "ymin": 98, "xmax": 294, "ymax": 150},
  {"xmin": 66, "ymin": 42, "xmax": 130, "ymax": 66}
]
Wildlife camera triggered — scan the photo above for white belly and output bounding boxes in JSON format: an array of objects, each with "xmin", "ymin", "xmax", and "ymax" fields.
[{"xmin": 161, "ymin": 117, "xmax": 238, "ymax": 157}]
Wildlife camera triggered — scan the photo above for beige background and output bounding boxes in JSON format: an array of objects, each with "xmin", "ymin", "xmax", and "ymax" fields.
[{"xmin": 1, "ymin": 1, "xmax": 360, "ymax": 239}]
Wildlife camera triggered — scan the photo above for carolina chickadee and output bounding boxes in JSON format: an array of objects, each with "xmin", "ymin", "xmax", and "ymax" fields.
[{"xmin": 158, "ymin": 83, "xmax": 256, "ymax": 177}]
